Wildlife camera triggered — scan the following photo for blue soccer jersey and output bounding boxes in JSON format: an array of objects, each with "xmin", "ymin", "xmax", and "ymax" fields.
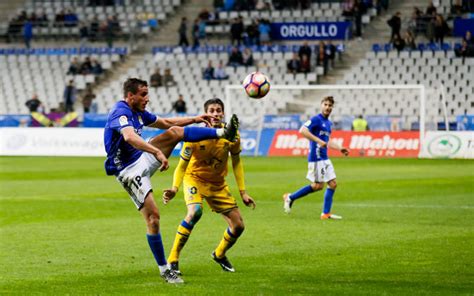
[
  {"xmin": 304, "ymin": 113, "xmax": 332, "ymax": 162},
  {"xmin": 104, "ymin": 101, "xmax": 157, "ymax": 175}
]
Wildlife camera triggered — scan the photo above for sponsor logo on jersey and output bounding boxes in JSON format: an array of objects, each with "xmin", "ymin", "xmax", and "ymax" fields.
[
  {"xmin": 183, "ymin": 147, "xmax": 192, "ymax": 158},
  {"xmin": 188, "ymin": 186, "xmax": 197, "ymax": 194},
  {"xmin": 119, "ymin": 115, "xmax": 128, "ymax": 126}
]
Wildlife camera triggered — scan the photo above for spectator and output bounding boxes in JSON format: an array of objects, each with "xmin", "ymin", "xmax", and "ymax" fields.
[
  {"xmin": 451, "ymin": 0, "xmax": 465, "ymax": 15},
  {"xmin": 258, "ymin": 19, "xmax": 271, "ymax": 45},
  {"xmin": 228, "ymin": 46, "xmax": 243, "ymax": 67},
  {"xmin": 326, "ymin": 40, "xmax": 337, "ymax": 67},
  {"xmin": 150, "ymin": 68, "xmax": 163, "ymax": 87},
  {"xmin": 89, "ymin": 16, "xmax": 99, "ymax": 41},
  {"xmin": 178, "ymin": 17, "xmax": 189, "ymax": 47},
  {"xmin": 67, "ymin": 57, "xmax": 81, "ymax": 75},
  {"xmin": 352, "ymin": 115, "xmax": 369, "ymax": 131},
  {"xmin": 214, "ymin": 60, "xmax": 229, "ymax": 80},
  {"xmin": 353, "ymin": 0, "xmax": 364, "ymax": 40},
  {"xmin": 23, "ymin": 20, "xmax": 33, "ymax": 49},
  {"xmin": 287, "ymin": 52, "xmax": 300, "ymax": 74},
  {"xmin": 387, "ymin": 12, "xmax": 402, "ymax": 42},
  {"xmin": 434, "ymin": 14, "xmax": 449, "ymax": 46},
  {"xmin": 242, "ymin": 48, "xmax": 254, "ymax": 66},
  {"xmin": 246, "ymin": 19, "xmax": 260, "ymax": 46},
  {"xmin": 298, "ymin": 41, "xmax": 312, "ymax": 64},
  {"xmin": 82, "ymin": 88, "xmax": 96, "ymax": 113},
  {"xmin": 64, "ymin": 9, "xmax": 79, "ymax": 27},
  {"xmin": 172, "ymin": 94, "xmax": 187, "ymax": 114},
  {"xmin": 91, "ymin": 59, "xmax": 103, "ymax": 75},
  {"xmin": 163, "ymin": 68, "xmax": 177, "ymax": 87},
  {"xmin": 203, "ymin": 60, "xmax": 215, "ymax": 80},
  {"xmin": 455, "ymin": 39, "xmax": 474, "ymax": 58},
  {"xmin": 55, "ymin": 10, "xmax": 66, "ymax": 26},
  {"xmin": 79, "ymin": 22, "xmax": 89, "ymax": 48},
  {"xmin": 464, "ymin": 31, "xmax": 474, "ymax": 46},
  {"xmin": 80, "ymin": 56, "xmax": 93, "ymax": 74},
  {"xmin": 426, "ymin": 1, "xmax": 437, "ymax": 16},
  {"xmin": 299, "ymin": 54, "xmax": 311, "ymax": 73},
  {"xmin": 316, "ymin": 41, "xmax": 329, "ymax": 75},
  {"xmin": 192, "ymin": 18, "xmax": 200, "ymax": 49},
  {"xmin": 63, "ymin": 80, "xmax": 77, "ymax": 113},
  {"xmin": 392, "ymin": 33, "xmax": 405, "ymax": 52},
  {"xmin": 404, "ymin": 31, "xmax": 417, "ymax": 50},
  {"xmin": 25, "ymin": 94, "xmax": 44, "ymax": 113},
  {"xmin": 198, "ymin": 18, "xmax": 207, "ymax": 46},
  {"xmin": 230, "ymin": 17, "xmax": 244, "ymax": 46}
]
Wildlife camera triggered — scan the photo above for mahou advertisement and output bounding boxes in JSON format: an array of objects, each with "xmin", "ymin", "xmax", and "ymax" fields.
[{"xmin": 268, "ymin": 131, "xmax": 420, "ymax": 158}]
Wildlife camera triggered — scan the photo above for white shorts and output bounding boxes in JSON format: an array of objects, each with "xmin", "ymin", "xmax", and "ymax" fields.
[
  {"xmin": 116, "ymin": 152, "xmax": 161, "ymax": 210},
  {"xmin": 306, "ymin": 159, "xmax": 336, "ymax": 183}
]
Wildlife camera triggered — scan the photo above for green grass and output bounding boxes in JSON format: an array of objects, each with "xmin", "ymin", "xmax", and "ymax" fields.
[{"xmin": 1, "ymin": 156, "xmax": 473, "ymax": 295}]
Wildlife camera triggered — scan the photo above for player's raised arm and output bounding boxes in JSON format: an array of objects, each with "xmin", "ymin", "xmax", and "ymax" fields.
[
  {"xmin": 162, "ymin": 143, "xmax": 192, "ymax": 204},
  {"xmin": 299, "ymin": 125, "xmax": 327, "ymax": 148},
  {"xmin": 149, "ymin": 114, "xmax": 216, "ymax": 129}
]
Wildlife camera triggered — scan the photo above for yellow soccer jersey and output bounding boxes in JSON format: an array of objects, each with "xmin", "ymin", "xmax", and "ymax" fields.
[{"xmin": 180, "ymin": 134, "xmax": 241, "ymax": 184}]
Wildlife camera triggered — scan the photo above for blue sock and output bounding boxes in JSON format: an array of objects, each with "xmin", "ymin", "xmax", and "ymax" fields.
[
  {"xmin": 289, "ymin": 185, "xmax": 314, "ymax": 201},
  {"xmin": 183, "ymin": 126, "xmax": 218, "ymax": 142},
  {"xmin": 147, "ymin": 233, "xmax": 167, "ymax": 267},
  {"xmin": 323, "ymin": 188, "xmax": 335, "ymax": 214}
]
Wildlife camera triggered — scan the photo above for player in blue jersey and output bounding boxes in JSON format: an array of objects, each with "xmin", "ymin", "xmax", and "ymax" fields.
[
  {"xmin": 283, "ymin": 96, "xmax": 349, "ymax": 219},
  {"xmin": 104, "ymin": 78, "xmax": 239, "ymax": 284}
]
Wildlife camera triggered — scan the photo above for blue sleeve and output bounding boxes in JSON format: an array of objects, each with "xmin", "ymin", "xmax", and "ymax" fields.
[
  {"xmin": 109, "ymin": 107, "xmax": 133, "ymax": 132},
  {"xmin": 142, "ymin": 110, "xmax": 157, "ymax": 126},
  {"xmin": 303, "ymin": 116, "xmax": 320, "ymax": 132}
]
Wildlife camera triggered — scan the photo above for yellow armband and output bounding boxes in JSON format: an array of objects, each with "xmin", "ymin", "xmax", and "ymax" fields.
[{"xmin": 231, "ymin": 154, "xmax": 245, "ymax": 192}]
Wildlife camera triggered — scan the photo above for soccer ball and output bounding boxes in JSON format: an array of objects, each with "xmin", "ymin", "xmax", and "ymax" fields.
[{"xmin": 243, "ymin": 72, "xmax": 270, "ymax": 99}]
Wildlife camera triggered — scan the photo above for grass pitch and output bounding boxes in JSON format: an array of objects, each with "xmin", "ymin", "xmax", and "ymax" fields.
[{"xmin": 0, "ymin": 156, "xmax": 473, "ymax": 295}]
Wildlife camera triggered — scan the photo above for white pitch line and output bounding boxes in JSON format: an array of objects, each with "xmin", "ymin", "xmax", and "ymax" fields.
[{"xmin": 339, "ymin": 203, "xmax": 474, "ymax": 210}]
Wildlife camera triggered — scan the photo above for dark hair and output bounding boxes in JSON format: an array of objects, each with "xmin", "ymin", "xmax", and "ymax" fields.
[
  {"xmin": 204, "ymin": 98, "xmax": 225, "ymax": 112},
  {"xmin": 123, "ymin": 78, "xmax": 147, "ymax": 98},
  {"xmin": 321, "ymin": 96, "xmax": 335, "ymax": 104}
]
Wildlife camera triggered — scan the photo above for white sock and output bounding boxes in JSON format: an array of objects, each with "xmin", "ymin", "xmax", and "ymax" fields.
[
  {"xmin": 216, "ymin": 128, "xmax": 224, "ymax": 137},
  {"xmin": 159, "ymin": 264, "xmax": 168, "ymax": 274}
]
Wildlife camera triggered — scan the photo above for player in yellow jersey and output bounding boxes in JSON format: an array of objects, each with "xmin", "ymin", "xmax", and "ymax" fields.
[{"xmin": 162, "ymin": 98, "xmax": 256, "ymax": 275}]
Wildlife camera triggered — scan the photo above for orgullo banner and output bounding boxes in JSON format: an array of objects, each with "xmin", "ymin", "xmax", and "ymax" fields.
[
  {"xmin": 270, "ymin": 21, "xmax": 352, "ymax": 40},
  {"xmin": 268, "ymin": 131, "xmax": 420, "ymax": 157},
  {"xmin": 419, "ymin": 131, "xmax": 474, "ymax": 159}
]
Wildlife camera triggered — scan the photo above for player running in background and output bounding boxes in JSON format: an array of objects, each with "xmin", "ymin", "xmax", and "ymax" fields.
[
  {"xmin": 104, "ymin": 79, "xmax": 239, "ymax": 284},
  {"xmin": 283, "ymin": 96, "xmax": 349, "ymax": 219},
  {"xmin": 162, "ymin": 98, "xmax": 255, "ymax": 275}
]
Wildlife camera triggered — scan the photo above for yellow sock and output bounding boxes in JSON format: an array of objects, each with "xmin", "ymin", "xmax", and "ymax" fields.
[
  {"xmin": 168, "ymin": 222, "xmax": 192, "ymax": 263},
  {"xmin": 214, "ymin": 228, "xmax": 238, "ymax": 258}
]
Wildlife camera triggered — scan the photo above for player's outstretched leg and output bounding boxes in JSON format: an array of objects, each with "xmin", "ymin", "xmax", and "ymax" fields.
[
  {"xmin": 148, "ymin": 114, "xmax": 239, "ymax": 157},
  {"xmin": 320, "ymin": 180, "xmax": 342, "ymax": 220}
]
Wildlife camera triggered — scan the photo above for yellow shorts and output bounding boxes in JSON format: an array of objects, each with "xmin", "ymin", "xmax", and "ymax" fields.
[{"xmin": 183, "ymin": 176, "xmax": 238, "ymax": 213}]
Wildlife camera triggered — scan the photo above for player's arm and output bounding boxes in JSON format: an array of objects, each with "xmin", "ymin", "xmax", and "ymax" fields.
[
  {"xmin": 121, "ymin": 126, "xmax": 169, "ymax": 171},
  {"xmin": 231, "ymin": 150, "xmax": 256, "ymax": 209},
  {"xmin": 148, "ymin": 114, "xmax": 215, "ymax": 129},
  {"xmin": 328, "ymin": 139, "xmax": 350, "ymax": 156},
  {"xmin": 162, "ymin": 143, "xmax": 192, "ymax": 204},
  {"xmin": 299, "ymin": 125, "xmax": 327, "ymax": 148},
  {"xmin": 162, "ymin": 157, "xmax": 190, "ymax": 204}
]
